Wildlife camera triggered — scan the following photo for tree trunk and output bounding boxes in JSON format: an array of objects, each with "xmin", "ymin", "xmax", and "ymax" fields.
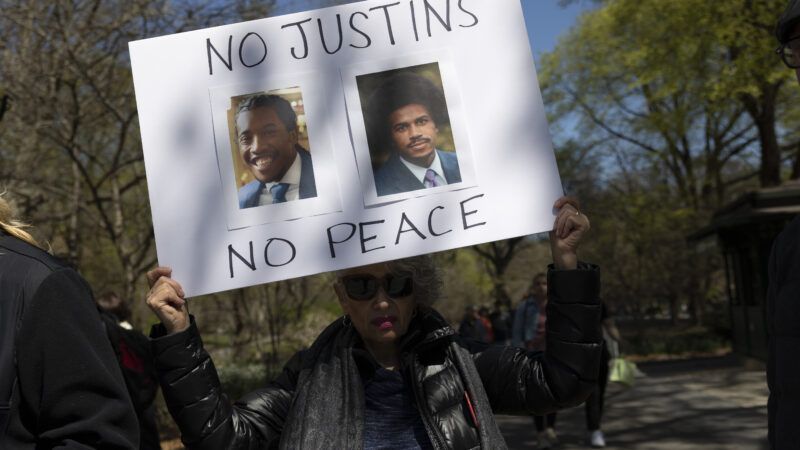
[
  {"xmin": 0, "ymin": 94, "xmax": 8, "ymax": 122},
  {"xmin": 67, "ymin": 159, "xmax": 81, "ymax": 267},
  {"xmin": 668, "ymin": 294, "xmax": 680, "ymax": 326},
  {"xmin": 756, "ymin": 111, "xmax": 781, "ymax": 187},
  {"xmin": 491, "ymin": 283, "xmax": 511, "ymax": 306},
  {"xmin": 740, "ymin": 85, "xmax": 782, "ymax": 187},
  {"xmin": 687, "ymin": 293, "xmax": 703, "ymax": 326},
  {"xmin": 471, "ymin": 238, "xmax": 525, "ymax": 308}
]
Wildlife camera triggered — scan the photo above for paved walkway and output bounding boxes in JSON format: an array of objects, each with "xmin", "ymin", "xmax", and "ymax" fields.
[{"xmin": 497, "ymin": 355, "xmax": 768, "ymax": 450}]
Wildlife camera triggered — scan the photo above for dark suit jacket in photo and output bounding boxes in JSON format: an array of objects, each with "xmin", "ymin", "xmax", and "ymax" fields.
[
  {"xmin": 374, "ymin": 149, "xmax": 461, "ymax": 197},
  {"xmin": 237, "ymin": 146, "xmax": 317, "ymax": 209}
]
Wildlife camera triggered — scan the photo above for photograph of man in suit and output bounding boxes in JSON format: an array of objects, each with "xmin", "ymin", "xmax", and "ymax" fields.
[
  {"xmin": 366, "ymin": 72, "xmax": 462, "ymax": 197},
  {"xmin": 235, "ymin": 94, "xmax": 317, "ymax": 209}
]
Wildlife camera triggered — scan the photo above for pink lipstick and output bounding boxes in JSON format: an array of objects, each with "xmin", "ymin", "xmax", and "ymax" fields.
[{"xmin": 371, "ymin": 316, "xmax": 397, "ymax": 330}]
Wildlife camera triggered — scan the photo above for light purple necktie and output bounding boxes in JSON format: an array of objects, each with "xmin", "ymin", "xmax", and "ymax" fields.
[{"xmin": 424, "ymin": 169, "xmax": 441, "ymax": 188}]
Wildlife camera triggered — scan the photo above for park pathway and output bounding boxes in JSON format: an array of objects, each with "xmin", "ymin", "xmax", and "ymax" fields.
[{"xmin": 497, "ymin": 355, "xmax": 768, "ymax": 450}]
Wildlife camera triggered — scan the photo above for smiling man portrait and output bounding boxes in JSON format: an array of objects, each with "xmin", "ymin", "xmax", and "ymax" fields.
[
  {"xmin": 235, "ymin": 93, "xmax": 317, "ymax": 209},
  {"xmin": 366, "ymin": 70, "xmax": 462, "ymax": 197}
]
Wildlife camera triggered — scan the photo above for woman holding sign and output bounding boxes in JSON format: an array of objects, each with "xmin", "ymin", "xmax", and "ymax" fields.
[{"xmin": 145, "ymin": 197, "xmax": 600, "ymax": 449}]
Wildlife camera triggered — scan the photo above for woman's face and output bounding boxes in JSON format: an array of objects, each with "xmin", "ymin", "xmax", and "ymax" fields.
[{"xmin": 335, "ymin": 263, "xmax": 417, "ymax": 347}]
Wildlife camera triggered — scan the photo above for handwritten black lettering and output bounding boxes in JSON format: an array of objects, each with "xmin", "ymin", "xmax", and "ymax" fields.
[
  {"xmin": 281, "ymin": 18, "xmax": 313, "ymax": 59},
  {"xmin": 409, "ymin": 0, "xmax": 420, "ymax": 42},
  {"xmin": 424, "ymin": 0, "xmax": 451, "ymax": 37},
  {"xmin": 327, "ymin": 222, "xmax": 357, "ymax": 258},
  {"xmin": 395, "ymin": 212, "xmax": 427, "ymax": 244},
  {"xmin": 238, "ymin": 32, "xmax": 268, "ymax": 68},
  {"xmin": 349, "ymin": 11, "xmax": 372, "ymax": 48},
  {"xmin": 318, "ymin": 14, "xmax": 344, "ymax": 54},
  {"xmin": 205, "ymin": 0, "xmax": 481, "ymax": 74},
  {"xmin": 427, "ymin": 205, "xmax": 452, "ymax": 236},
  {"xmin": 207, "ymin": 36, "xmax": 233, "ymax": 75},
  {"xmin": 458, "ymin": 0, "xmax": 479, "ymax": 28},
  {"xmin": 228, "ymin": 241, "xmax": 255, "ymax": 278},
  {"xmin": 360, "ymin": 220, "xmax": 386, "ymax": 253},
  {"xmin": 263, "ymin": 238, "xmax": 296, "ymax": 267},
  {"xmin": 460, "ymin": 194, "xmax": 486, "ymax": 230},
  {"xmin": 369, "ymin": 2, "xmax": 401, "ymax": 45}
]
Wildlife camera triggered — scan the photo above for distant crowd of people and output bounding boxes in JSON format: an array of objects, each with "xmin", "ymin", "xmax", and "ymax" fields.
[{"xmin": 459, "ymin": 274, "xmax": 622, "ymax": 449}]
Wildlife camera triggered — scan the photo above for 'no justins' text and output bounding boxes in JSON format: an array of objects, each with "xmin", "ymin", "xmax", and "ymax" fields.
[{"xmin": 206, "ymin": 0, "xmax": 479, "ymax": 75}]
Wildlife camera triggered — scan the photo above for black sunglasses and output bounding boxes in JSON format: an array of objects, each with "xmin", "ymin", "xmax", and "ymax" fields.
[
  {"xmin": 777, "ymin": 35, "xmax": 800, "ymax": 68},
  {"xmin": 341, "ymin": 273, "xmax": 414, "ymax": 301}
]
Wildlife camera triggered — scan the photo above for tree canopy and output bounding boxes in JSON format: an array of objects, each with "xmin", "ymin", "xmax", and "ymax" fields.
[
  {"xmin": 542, "ymin": 0, "xmax": 800, "ymax": 200},
  {"xmin": 540, "ymin": 0, "xmax": 800, "ymax": 323}
]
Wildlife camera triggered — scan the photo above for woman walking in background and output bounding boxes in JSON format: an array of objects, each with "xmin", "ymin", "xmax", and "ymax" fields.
[
  {"xmin": 584, "ymin": 302, "xmax": 623, "ymax": 448},
  {"xmin": 513, "ymin": 273, "xmax": 558, "ymax": 449},
  {"xmin": 529, "ymin": 275, "xmax": 559, "ymax": 449}
]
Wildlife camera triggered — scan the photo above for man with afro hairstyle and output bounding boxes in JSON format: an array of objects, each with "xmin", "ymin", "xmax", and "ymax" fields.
[{"xmin": 367, "ymin": 71, "xmax": 462, "ymax": 196}]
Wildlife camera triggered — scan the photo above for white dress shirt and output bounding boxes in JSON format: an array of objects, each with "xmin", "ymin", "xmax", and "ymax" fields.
[
  {"xmin": 257, "ymin": 152, "xmax": 302, "ymax": 206},
  {"xmin": 399, "ymin": 150, "xmax": 448, "ymax": 186}
]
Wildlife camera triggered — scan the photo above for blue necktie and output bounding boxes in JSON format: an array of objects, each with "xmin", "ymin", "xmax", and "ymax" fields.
[{"xmin": 270, "ymin": 183, "xmax": 290, "ymax": 203}]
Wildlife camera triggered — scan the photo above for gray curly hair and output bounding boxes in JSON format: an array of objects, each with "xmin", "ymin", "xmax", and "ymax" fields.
[{"xmin": 387, "ymin": 255, "xmax": 442, "ymax": 306}]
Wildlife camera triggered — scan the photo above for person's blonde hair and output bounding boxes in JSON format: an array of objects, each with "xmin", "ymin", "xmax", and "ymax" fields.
[{"xmin": 0, "ymin": 194, "xmax": 42, "ymax": 248}]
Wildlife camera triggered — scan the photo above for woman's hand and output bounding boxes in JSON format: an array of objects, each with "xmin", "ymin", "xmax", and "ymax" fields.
[
  {"xmin": 145, "ymin": 266, "xmax": 190, "ymax": 334},
  {"xmin": 549, "ymin": 196, "xmax": 590, "ymax": 270}
]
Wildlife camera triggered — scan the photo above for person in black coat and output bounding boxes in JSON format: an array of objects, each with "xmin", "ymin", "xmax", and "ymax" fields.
[
  {"xmin": 97, "ymin": 292, "xmax": 162, "ymax": 450},
  {"xmin": 0, "ymin": 196, "xmax": 139, "ymax": 449},
  {"xmin": 145, "ymin": 197, "xmax": 601, "ymax": 449},
  {"xmin": 772, "ymin": 4, "xmax": 800, "ymax": 448}
]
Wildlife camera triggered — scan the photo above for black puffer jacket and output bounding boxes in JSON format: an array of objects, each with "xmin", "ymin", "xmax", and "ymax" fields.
[{"xmin": 152, "ymin": 264, "xmax": 601, "ymax": 449}]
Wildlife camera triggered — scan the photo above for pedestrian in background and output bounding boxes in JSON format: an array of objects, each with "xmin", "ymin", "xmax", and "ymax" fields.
[
  {"xmin": 97, "ymin": 292, "xmax": 163, "ymax": 450},
  {"xmin": 478, "ymin": 305, "xmax": 495, "ymax": 343},
  {"xmin": 459, "ymin": 304, "xmax": 489, "ymax": 341},
  {"xmin": 511, "ymin": 274, "xmax": 545, "ymax": 349},
  {"xmin": 512, "ymin": 273, "xmax": 558, "ymax": 449},
  {"xmin": 490, "ymin": 299, "xmax": 514, "ymax": 345},
  {"xmin": 584, "ymin": 302, "xmax": 623, "ymax": 448}
]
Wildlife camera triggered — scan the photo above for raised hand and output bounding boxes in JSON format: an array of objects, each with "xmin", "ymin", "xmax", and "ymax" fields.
[
  {"xmin": 145, "ymin": 266, "xmax": 190, "ymax": 334},
  {"xmin": 549, "ymin": 196, "xmax": 590, "ymax": 270}
]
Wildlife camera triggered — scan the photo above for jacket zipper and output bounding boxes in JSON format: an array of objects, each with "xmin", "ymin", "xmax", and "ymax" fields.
[
  {"xmin": 407, "ymin": 355, "xmax": 447, "ymax": 450},
  {"xmin": 463, "ymin": 390, "xmax": 479, "ymax": 429}
]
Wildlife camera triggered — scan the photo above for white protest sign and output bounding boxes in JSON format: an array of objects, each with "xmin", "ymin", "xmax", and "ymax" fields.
[{"xmin": 129, "ymin": 0, "xmax": 563, "ymax": 297}]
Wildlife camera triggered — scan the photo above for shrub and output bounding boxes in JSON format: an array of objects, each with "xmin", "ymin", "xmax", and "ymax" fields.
[{"xmin": 217, "ymin": 363, "xmax": 277, "ymax": 401}]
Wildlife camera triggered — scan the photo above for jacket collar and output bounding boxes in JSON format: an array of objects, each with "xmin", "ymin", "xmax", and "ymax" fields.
[
  {"xmin": 351, "ymin": 306, "xmax": 455, "ymax": 379},
  {"xmin": 398, "ymin": 306, "xmax": 456, "ymax": 354}
]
